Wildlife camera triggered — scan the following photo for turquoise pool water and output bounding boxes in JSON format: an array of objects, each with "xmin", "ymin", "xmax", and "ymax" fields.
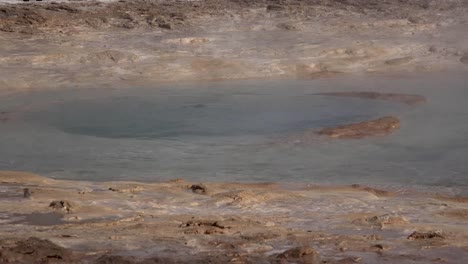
[{"xmin": 0, "ymin": 72, "xmax": 467, "ymax": 194}]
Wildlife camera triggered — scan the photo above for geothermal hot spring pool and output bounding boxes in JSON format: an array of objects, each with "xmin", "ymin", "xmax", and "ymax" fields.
[{"xmin": 1, "ymin": 73, "xmax": 467, "ymax": 194}]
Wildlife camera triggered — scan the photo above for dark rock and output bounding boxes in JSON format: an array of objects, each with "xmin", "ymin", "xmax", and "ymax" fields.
[
  {"xmin": 94, "ymin": 255, "xmax": 138, "ymax": 264},
  {"xmin": 179, "ymin": 219, "xmax": 229, "ymax": 235},
  {"xmin": 49, "ymin": 200, "xmax": 73, "ymax": 213},
  {"xmin": 23, "ymin": 188, "xmax": 32, "ymax": 199},
  {"xmin": 148, "ymin": 16, "xmax": 174, "ymax": 30},
  {"xmin": 371, "ymin": 244, "xmax": 386, "ymax": 254},
  {"xmin": 317, "ymin": 116, "xmax": 400, "ymax": 139},
  {"xmin": 267, "ymin": 4, "xmax": 284, "ymax": 11},
  {"xmin": 180, "ymin": 220, "xmax": 216, "ymax": 228},
  {"xmin": 121, "ymin": 21, "xmax": 138, "ymax": 29},
  {"xmin": 0, "ymin": 237, "xmax": 73, "ymax": 263},
  {"xmin": 460, "ymin": 52, "xmax": 468, "ymax": 64},
  {"xmin": 179, "ymin": 220, "xmax": 229, "ymax": 229},
  {"xmin": 277, "ymin": 22, "xmax": 298, "ymax": 31},
  {"xmin": 190, "ymin": 184, "xmax": 207, "ymax": 195},
  {"xmin": 407, "ymin": 231, "xmax": 445, "ymax": 240},
  {"xmin": 275, "ymin": 246, "xmax": 320, "ymax": 263},
  {"xmin": 107, "ymin": 186, "xmax": 142, "ymax": 193},
  {"xmin": 428, "ymin": 45, "xmax": 437, "ymax": 53},
  {"xmin": 158, "ymin": 22, "xmax": 172, "ymax": 29},
  {"xmin": 191, "ymin": 104, "xmax": 206, "ymax": 108}
]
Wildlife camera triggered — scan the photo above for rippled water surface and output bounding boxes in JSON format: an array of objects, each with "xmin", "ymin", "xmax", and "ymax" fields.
[{"xmin": 0, "ymin": 73, "xmax": 467, "ymax": 193}]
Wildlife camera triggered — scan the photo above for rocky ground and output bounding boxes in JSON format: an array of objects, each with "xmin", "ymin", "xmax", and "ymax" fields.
[
  {"xmin": 1, "ymin": 171, "xmax": 468, "ymax": 263},
  {"xmin": 1, "ymin": 1, "xmax": 468, "ymax": 263},
  {"xmin": 0, "ymin": 0, "xmax": 467, "ymax": 96}
]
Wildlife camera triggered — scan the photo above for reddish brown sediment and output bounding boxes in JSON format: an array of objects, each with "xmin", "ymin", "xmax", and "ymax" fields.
[
  {"xmin": 272, "ymin": 116, "xmax": 400, "ymax": 144},
  {"xmin": 317, "ymin": 116, "xmax": 400, "ymax": 139},
  {"xmin": 315, "ymin": 92, "xmax": 427, "ymax": 105},
  {"xmin": 407, "ymin": 231, "xmax": 445, "ymax": 240}
]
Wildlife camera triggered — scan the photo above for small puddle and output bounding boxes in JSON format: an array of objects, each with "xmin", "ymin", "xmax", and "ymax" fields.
[{"xmin": 10, "ymin": 212, "xmax": 64, "ymax": 226}]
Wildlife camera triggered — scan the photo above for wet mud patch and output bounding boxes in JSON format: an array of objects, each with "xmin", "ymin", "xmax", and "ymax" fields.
[{"xmin": 9, "ymin": 212, "xmax": 64, "ymax": 226}]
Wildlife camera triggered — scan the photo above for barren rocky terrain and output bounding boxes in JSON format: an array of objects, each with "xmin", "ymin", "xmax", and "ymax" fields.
[
  {"xmin": 0, "ymin": 0, "xmax": 467, "ymax": 96},
  {"xmin": 1, "ymin": 171, "xmax": 468, "ymax": 263},
  {"xmin": 1, "ymin": 1, "xmax": 468, "ymax": 263}
]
